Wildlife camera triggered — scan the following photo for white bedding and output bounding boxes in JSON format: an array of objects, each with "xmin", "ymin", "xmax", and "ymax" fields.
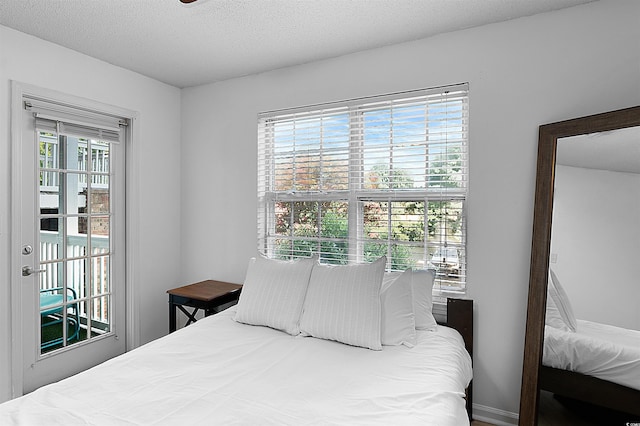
[
  {"xmin": 0, "ymin": 307, "xmax": 472, "ymax": 426},
  {"xmin": 543, "ymin": 319, "xmax": 640, "ymax": 390}
]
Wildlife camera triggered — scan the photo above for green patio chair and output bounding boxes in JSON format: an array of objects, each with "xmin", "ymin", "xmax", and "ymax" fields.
[{"xmin": 40, "ymin": 287, "xmax": 80, "ymax": 350}]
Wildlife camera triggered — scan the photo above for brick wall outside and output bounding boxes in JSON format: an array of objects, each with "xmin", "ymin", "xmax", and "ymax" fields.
[{"xmin": 78, "ymin": 189, "xmax": 109, "ymax": 236}]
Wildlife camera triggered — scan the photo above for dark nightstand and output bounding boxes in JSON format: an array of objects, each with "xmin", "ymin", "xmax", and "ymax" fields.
[{"xmin": 167, "ymin": 280, "xmax": 242, "ymax": 332}]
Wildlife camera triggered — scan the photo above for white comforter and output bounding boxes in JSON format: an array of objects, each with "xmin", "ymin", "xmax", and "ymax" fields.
[
  {"xmin": 0, "ymin": 307, "xmax": 472, "ymax": 425},
  {"xmin": 543, "ymin": 319, "xmax": 640, "ymax": 390}
]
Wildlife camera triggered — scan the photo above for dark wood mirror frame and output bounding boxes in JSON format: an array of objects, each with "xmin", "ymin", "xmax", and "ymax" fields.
[{"xmin": 518, "ymin": 105, "xmax": 640, "ymax": 426}]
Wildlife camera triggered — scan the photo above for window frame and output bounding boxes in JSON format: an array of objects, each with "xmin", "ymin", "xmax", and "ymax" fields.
[{"xmin": 258, "ymin": 83, "xmax": 468, "ymax": 296}]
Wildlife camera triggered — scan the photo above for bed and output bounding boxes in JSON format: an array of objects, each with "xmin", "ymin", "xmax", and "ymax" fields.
[
  {"xmin": 543, "ymin": 320, "xmax": 640, "ymax": 391},
  {"xmin": 541, "ymin": 321, "xmax": 640, "ymax": 417},
  {"xmin": 0, "ymin": 256, "xmax": 474, "ymax": 425},
  {"xmin": 541, "ymin": 270, "xmax": 640, "ymax": 417}
]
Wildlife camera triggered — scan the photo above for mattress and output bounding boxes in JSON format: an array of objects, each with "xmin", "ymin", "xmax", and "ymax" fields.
[
  {"xmin": 0, "ymin": 306, "xmax": 472, "ymax": 425},
  {"xmin": 543, "ymin": 319, "xmax": 640, "ymax": 390}
]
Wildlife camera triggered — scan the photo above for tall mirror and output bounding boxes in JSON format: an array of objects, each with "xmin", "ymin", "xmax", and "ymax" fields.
[{"xmin": 519, "ymin": 106, "xmax": 640, "ymax": 426}]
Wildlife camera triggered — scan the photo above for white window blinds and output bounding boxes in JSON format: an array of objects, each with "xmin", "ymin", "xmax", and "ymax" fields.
[
  {"xmin": 25, "ymin": 97, "xmax": 125, "ymax": 143},
  {"xmin": 258, "ymin": 83, "xmax": 468, "ymax": 293}
]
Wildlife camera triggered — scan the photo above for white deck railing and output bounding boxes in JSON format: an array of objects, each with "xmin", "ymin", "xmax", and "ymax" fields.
[
  {"xmin": 40, "ymin": 231, "xmax": 110, "ymax": 326},
  {"xmin": 39, "ymin": 134, "xmax": 109, "ymax": 189}
]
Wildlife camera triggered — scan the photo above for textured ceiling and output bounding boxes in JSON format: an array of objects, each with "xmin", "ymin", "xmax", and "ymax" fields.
[{"xmin": 0, "ymin": 0, "xmax": 594, "ymax": 88}]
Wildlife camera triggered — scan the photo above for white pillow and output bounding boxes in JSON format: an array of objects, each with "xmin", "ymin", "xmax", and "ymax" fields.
[
  {"xmin": 234, "ymin": 255, "xmax": 316, "ymax": 335},
  {"xmin": 548, "ymin": 269, "xmax": 577, "ymax": 332},
  {"xmin": 380, "ymin": 269, "xmax": 416, "ymax": 347},
  {"xmin": 545, "ymin": 291, "xmax": 570, "ymax": 332},
  {"xmin": 411, "ymin": 269, "xmax": 437, "ymax": 331},
  {"xmin": 299, "ymin": 256, "xmax": 387, "ymax": 350}
]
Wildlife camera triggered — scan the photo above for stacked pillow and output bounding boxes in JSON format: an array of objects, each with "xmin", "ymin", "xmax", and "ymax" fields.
[
  {"xmin": 234, "ymin": 255, "xmax": 316, "ymax": 335},
  {"xmin": 299, "ymin": 256, "xmax": 387, "ymax": 350},
  {"xmin": 411, "ymin": 269, "xmax": 438, "ymax": 331},
  {"xmin": 234, "ymin": 254, "xmax": 437, "ymax": 350},
  {"xmin": 545, "ymin": 269, "xmax": 577, "ymax": 332},
  {"xmin": 380, "ymin": 269, "xmax": 416, "ymax": 347}
]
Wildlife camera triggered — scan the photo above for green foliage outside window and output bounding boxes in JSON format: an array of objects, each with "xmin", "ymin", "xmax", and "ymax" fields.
[{"xmin": 273, "ymin": 164, "xmax": 463, "ymax": 270}]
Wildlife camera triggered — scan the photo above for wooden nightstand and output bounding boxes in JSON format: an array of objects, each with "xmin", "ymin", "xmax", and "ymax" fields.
[{"xmin": 167, "ymin": 280, "xmax": 242, "ymax": 332}]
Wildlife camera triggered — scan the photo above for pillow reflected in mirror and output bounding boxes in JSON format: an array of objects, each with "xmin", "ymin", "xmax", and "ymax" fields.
[{"xmin": 547, "ymin": 269, "xmax": 577, "ymax": 332}]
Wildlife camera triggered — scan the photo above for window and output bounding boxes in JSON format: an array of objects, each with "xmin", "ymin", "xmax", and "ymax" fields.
[{"xmin": 258, "ymin": 83, "xmax": 468, "ymax": 294}]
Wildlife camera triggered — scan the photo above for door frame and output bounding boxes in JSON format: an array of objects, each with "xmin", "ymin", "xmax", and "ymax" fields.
[{"xmin": 10, "ymin": 81, "xmax": 140, "ymax": 397}]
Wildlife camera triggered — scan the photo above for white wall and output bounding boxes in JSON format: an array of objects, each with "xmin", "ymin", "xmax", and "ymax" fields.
[
  {"xmin": 180, "ymin": 0, "xmax": 640, "ymax": 422},
  {"xmin": 1, "ymin": 0, "xmax": 638, "ymax": 421},
  {"xmin": 0, "ymin": 26, "xmax": 182, "ymax": 402},
  {"xmin": 551, "ymin": 165, "xmax": 640, "ymax": 330}
]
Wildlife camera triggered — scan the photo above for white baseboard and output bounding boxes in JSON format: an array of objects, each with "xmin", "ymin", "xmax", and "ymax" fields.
[{"xmin": 473, "ymin": 403, "xmax": 519, "ymax": 426}]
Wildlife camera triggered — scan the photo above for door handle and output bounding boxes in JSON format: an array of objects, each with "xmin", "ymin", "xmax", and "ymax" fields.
[{"xmin": 22, "ymin": 266, "xmax": 45, "ymax": 277}]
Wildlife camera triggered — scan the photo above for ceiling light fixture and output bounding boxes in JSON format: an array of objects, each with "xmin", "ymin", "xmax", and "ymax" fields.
[{"xmin": 179, "ymin": 0, "xmax": 210, "ymax": 6}]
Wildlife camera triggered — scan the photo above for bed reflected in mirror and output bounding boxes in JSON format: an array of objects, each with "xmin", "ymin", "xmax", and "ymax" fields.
[{"xmin": 539, "ymin": 126, "xmax": 640, "ymax": 424}]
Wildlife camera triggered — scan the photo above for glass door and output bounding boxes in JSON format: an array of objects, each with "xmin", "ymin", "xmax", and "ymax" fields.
[
  {"xmin": 16, "ymin": 93, "xmax": 127, "ymax": 393},
  {"xmin": 38, "ymin": 132, "xmax": 113, "ymax": 353}
]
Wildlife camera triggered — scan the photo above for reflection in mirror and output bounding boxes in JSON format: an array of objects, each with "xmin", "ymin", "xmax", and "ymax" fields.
[
  {"xmin": 551, "ymin": 127, "xmax": 640, "ymax": 331},
  {"xmin": 519, "ymin": 106, "xmax": 640, "ymax": 426},
  {"xmin": 538, "ymin": 127, "xmax": 640, "ymax": 424}
]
